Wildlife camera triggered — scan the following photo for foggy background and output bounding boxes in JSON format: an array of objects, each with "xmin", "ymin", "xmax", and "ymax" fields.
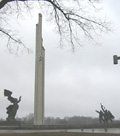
[{"xmin": 0, "ymin": 0, "xmax": 120, "ymax": 120}]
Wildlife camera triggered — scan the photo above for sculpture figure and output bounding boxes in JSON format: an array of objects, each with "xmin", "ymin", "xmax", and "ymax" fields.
[
  {"xmin": 4, "ymin": 89, "xmax": 21, "ymax": 121},
  {"xmin": 96, "ymin": 103, "xmax": 114, "ymax": 124},
  {"xmin": 95, "ymin": 110, "xmax": 104, "ymax": 123},
  {"xmin": 100, "ymin": 103, "xmax": 114, "ymax": 123}
]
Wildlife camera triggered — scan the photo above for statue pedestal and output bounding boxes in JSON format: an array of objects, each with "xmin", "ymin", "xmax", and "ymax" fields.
[{"xmin": 0, "ymin": 121, "xmax": 20, "ymax": 128}]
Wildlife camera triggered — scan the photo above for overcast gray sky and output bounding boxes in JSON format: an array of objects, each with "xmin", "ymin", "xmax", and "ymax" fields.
[{"xmin": 1, "ymin": 0, "xmax": 120, "ymax": 120}]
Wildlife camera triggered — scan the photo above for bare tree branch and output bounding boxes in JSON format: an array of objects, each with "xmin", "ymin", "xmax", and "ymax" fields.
[
  {"xmin": 0, "ymin": 27, "xmax": 32, "ymax": 54},
  {"xmin": 0, "ymin": 0, "xmax": 111, "ymax": 52}
]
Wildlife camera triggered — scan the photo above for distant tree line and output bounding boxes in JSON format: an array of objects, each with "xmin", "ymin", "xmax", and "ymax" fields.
[
  {"xmin": 44, "ymin": 116, "xmax": 99, "ymax": 126},
  {"xmin": 16, "ymin": 113, "xmax": 100, "ymax": 125},
  {"xmin": 0, "ymin": 113, "xmax": 120, "ymax": 128},
  {"xmin": 0, "ymin": 113, "xmax": 100, "ymax": 125}
]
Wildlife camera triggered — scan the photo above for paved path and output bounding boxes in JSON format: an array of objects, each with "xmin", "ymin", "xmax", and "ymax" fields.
[{"xmin": 0, "ymin": 128, "xmax": 120, "ymax": 134}]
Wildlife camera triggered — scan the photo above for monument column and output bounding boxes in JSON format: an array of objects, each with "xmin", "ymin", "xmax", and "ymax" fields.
[{"xmin": 34, "ymin": 13, "xmax": 45, "ymax": 125}]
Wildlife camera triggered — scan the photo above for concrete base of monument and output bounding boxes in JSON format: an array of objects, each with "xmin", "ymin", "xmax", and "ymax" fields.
[
  {"xmin": 0, "ymin": 123, "xmax": 119, "ymax": 135},
  {"xmin": 0, "ymin": 129, "xmax": 119, "ymax": 136},
  {"xmin": 0, "ymin": 121, "xmax": 20, "ymax": 128}
]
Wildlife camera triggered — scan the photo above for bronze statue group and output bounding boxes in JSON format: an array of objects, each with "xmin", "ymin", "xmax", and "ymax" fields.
[
  {"xmin": 96, "ymin": 103, "xmax": 114, "ymax": 124},
  {"xmin": 4, "ymin": 89, "xmax": 115, "ymax": 124}
]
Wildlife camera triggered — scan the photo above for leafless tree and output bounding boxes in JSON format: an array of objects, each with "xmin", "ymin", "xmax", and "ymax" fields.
[{"xmin": 0, "ymin": 0, "xmax": 111, "ymax": 53}]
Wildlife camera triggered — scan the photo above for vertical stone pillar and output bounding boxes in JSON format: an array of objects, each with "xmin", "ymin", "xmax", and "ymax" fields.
[{"xmin": 34, "ymin": 13, "xmax": 45, "ymax": 125}]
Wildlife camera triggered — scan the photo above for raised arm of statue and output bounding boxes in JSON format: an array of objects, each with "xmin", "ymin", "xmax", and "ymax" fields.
[
  {"xmin": 17, "ymin": 96, "xmax": 22, "ymax": 103},
  {"xmin": 100, "ymin": 103, "xmax": 105, "ymax": 112},
  {"xmin": 96, "ymin": 110, "xmax": 100, "ymax": 113}
]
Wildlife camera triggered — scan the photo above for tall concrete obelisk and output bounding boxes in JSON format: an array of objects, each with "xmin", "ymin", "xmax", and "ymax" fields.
[{"xmin": 34, "ymin": 13, "xmax": 45, "ymax": 125}]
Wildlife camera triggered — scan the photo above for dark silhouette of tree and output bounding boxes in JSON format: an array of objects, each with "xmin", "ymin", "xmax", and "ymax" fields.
[{"xmin": 0, "ymin": 0, "xmax": 111, "ymax": 53}]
